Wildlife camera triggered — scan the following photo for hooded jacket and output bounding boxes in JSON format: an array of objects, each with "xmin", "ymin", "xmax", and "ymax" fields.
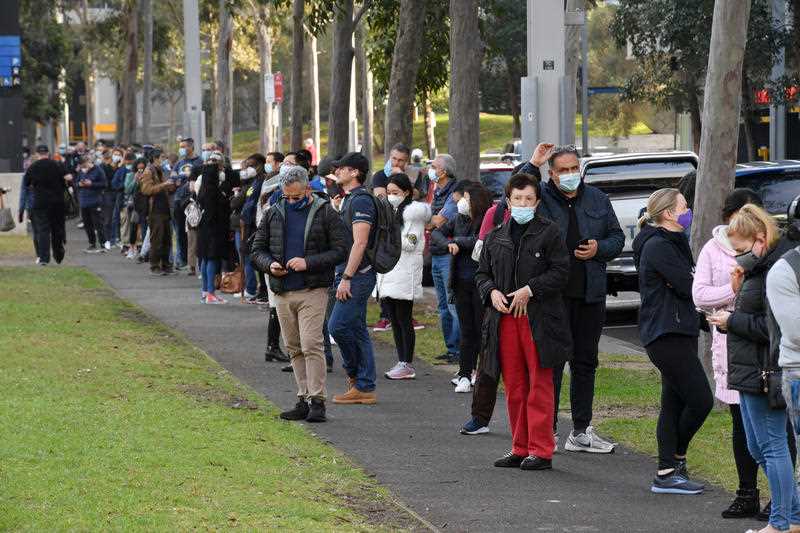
[
  {"xmin": 633, "ymin": 224, "xmax": 698, "ymax": 346},
  {"xmin": 692, "ymin": 225, "xmax": 739, "ymax": 404},
  {"xmin": 727, "ymin": 235, "xmax": 799, "ymax": 394},
  {"xmin": 376, "ymin": 201, "xmax": 431, "ymax": 301},
  {"xmin": 250, "ymin": 192, "xmax": 348, "ymax": 295}
]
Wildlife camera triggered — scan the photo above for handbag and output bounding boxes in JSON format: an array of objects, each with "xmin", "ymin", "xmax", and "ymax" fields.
[
  {"xmin": 0, "ymin": 193, "xmax": 15, "ymax": 232},
  {"xmin": 762, "ymin": 369, "xmax": 786, "ymax": 410},
  {"xmin": 218, "ymin": 268, "xmax": 244, "ymax": 294}
]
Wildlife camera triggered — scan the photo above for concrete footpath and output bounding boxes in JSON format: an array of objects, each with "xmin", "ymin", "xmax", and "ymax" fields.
[{"xmin": 66, "ymin": 234, "xmax": 753, "ymax": 532}]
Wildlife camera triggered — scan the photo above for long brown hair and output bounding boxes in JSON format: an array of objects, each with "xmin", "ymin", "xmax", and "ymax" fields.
[{"xmin": 465, "ymin": 182, "xmax": 492, "ymax": 231}]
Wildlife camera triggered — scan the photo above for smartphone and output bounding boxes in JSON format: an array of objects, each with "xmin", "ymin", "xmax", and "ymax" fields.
[{"xmin": 577, "ymin": 238, "xmax": 590, "ymax": 247}]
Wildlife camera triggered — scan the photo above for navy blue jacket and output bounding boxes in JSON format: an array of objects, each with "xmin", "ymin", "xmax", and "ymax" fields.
[
  {"xmin": 633, "ymin": 224, "xmax": 699, "ymax": 346},
  {"xmin": 518, "ymin": 162, "xmax": 625, "ymax": 303},
  {"xmin": 77, "ymin": 165, "xmax": 107, "ymax": 208},
  {"xmin": 111, "ymin": 166, "xmax": 129, "ymax": 192}
]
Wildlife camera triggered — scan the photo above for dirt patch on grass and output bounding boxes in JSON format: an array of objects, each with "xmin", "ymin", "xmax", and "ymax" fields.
[
  {"xmin": 177, "ymin": 384, "xmax": 261, "ymax": 411},
  {"xmin": 600, "ymin": 360, "xmax": 654, "ymax": 372},
  {"xmin": 333, "ymin": 485, "xmax": 432, "ymax": 532},
  {"xmin": 591, "ymin": 404, "xmax": 660, "ymax": 421},
  {"xmin": 116, "ymin": 306, "xmax": 161, "ymax": 327}
]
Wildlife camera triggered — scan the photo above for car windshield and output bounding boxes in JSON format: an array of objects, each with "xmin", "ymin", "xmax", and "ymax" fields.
[
  {"xmin": 584, "ymin": 160, "xmax": 696, "ymax": 189},
  {"xmin": 735, "ymin": 170, "xmax": 800, "ymax": 215},
  {"xmin": 480, "ymin": 169, "xmax": 512, "ymax": 199}
]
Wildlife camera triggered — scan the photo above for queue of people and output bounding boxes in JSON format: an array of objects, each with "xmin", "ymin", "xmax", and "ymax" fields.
[{"xmin": 18, "ymin": 137, "xmax": 800, "ymax": 531}]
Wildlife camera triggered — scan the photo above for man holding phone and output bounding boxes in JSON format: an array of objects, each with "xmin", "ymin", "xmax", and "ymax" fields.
[{"xmin": 518, "ymin": 144, "xmax": 625, "ymax": 454}]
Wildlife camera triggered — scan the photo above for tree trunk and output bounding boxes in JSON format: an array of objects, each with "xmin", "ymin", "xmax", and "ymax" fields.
[
  {"xmin": 383, "ymin": 0, "xmax": 425, "ymax": 156},
  {"xmin": 255, "ymin": 3, "xmax": 274, "ymax": 154},
  {"xmin": 688, "ymin": 87, "xmax": 702, "ymax": 154},
  {"xmin": 327, "ymin": 0, "xmax": 355, "ymax": 157},
  {"xmin": 424, "ymin": 95, "xmax": 436, "ymax": 158},
  {"xmin": 168, "ymin": 93, "xmax": 177, "ymax": 148},
  {"xmin": 507, "ymin": 63, "xmax": 522, "ymax": 139},
  {"xmin": 563, "ymin": 0, "xmax": 584, "ymax": 145},
  {"xmin": 141, "ymin": 0, "xmax": 153, "ymax": 142},
  {"xmin": 356, "ymin": 22, "xmax": 372, "ymax": 162},
  {"xmin": 691, "ymin": 0, "xmax": 752, "ymax": 389},
  {"xmin": 120, "ymin": 0, "xmax": 139, "ymax": 144},
  {"xmin": 79, "ymin": 0, "xmax": 95, "ymax": 145},
  {"xmin": 290, "ymin": 0, "xmax": 305, "ymax": 150},
  {"xmin": 741, "ymin": 76, "xmax": 757, "ymax": 161},
  {"xmin": 214, "ymin": 0, "xmax": 234, "ymax": 156},
  {"xmin": 310, "ymin": 31, "xmax": 321, "ymax": 157},
  {"xmin": 447, "ymin": 0, "xmax": 482, "ymax": 180}
]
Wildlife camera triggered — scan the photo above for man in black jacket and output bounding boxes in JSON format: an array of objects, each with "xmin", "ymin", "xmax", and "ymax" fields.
[
  {"xmin": 251, "ymin": 166, "xmax": 348, "ymax": 423},
  {"xmin": 518, "ymin": 144, "xmax": 624, "ymax": 454}
]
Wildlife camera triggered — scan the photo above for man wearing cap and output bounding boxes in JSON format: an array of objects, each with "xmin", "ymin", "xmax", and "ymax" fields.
[
  {"xmin": 328, "ymin": 152, "xmax": 379, "ymax": 405},
  {"xmin": 20, "ymin": 145, "xmax": 73, "ymax": 265}
]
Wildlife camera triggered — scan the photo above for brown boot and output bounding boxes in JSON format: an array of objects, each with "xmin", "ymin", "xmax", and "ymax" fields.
[{"xmin": 333, "ymin": 387, "xmax": 377, "ymax": 405}]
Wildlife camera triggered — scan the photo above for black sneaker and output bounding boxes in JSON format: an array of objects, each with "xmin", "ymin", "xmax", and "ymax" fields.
[
  {"xmin": 651, "ymin": 473, "xmax": 704, "ymax": 495},
  {"xmin": 279, "ymin": 400, "xmax": 309, "ymax": 421},
  {"xmin": 306, "ymin": 398, "xmax": 327, "ymax": 423},
  {"xmin": 721, "ymin": 488, "xmax": 759, "ymax": 519},
  {"xmin": 520, "ymin": 456, "xmax": 552, "ymax": 470},
  {"xmin": 494, "ymin": 452, "xmax": 525, "ymax": 468},
  {"xmin": 150, "ymin": 268, "xmax": 162, "ymax": 276},
  {"xmin": 264, "ymin": 347, "xmax": 290, "ymax": 363},
  {"xmin": 435, "ymin": 353, "xmax": 450, "ymax": 361},
  {"xmin": 281, "ymin": 365, "xmax": 294, "ymax": 373},
  {"xmin": 675, "ymin": 459, "xmax": 689, "ymax": 478},
  {"xmin": 326, "ymin": 362, "xmax": 333, "ymax": 373},
  {"xmin": 83, "ymin": 245, "xmax": 98, "ymax": 254},
  {"xmin": 161, "ymin": 267, "xmax": 175, "ymax": 276},
  {"xmin": 757, "ymin": 500, "xmax": 771, "ymax": 521}
]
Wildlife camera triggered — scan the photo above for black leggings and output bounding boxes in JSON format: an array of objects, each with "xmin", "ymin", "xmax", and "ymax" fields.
[
  {"xmin": 454, "ymin": 279, "xmax": 484, "ymax": 378},
  {"xmin": 384, "ymin": 297, "xmax": 415, "ymax": 363},
  {"xmin": 646, "ymin": 334, "xmax": 714, "ymax": 470},
  {"xmin": 730, "ymin": 403, "xmax": 797, "ymax": 490},
  {"xmin": 81, "ymin": 206, "xmax": 105, "ymax": 246}
]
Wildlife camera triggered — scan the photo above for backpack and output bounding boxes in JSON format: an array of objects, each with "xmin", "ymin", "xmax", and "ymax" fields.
[
  {"xmin": 185, "ymin": 198, "xmax": 203, "ymax": 228},
  {"xmin": 347, "ymin": 190, "xmax": 402, "ymax": 274}
]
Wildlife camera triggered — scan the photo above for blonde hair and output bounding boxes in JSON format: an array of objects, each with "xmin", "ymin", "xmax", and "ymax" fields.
[
  {"xmin": 638, "ymin": 188, "xmax": 681, "ymax": 229},
  {"xmin": 727, "ymin": 203, "xmax": 780, "ymax": 248}
]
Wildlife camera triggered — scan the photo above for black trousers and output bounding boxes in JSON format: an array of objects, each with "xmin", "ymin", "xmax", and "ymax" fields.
[
  {"xmin": 454, "ymin": 278, "xmax": 484, "ymax": 378},
  {"xmin": 730, "ymin": 403, "xmax": 797, "ymax": 491},
  {"xmin": 148, "ymin": 213, "xmax": 171, "ymax": 270},
  {"xmin": 552, "ymin": 298, "xmax": 606, "ymax": 434},
  {"xmin": 80, "ymin": 205, "xmax": 105, "ymax": 247},
  {"xmin": 101, "ymin": 191, "xmax": 115, "ymax": 245},
  {"xmin": 31, "ymin": 205, "xmax": 66, "ymax": 264},
  {"xmin": 384, "ymin": 297, "xmax": 415, "ymax": 363},
  {"xmin": 647, "ymin": 334, "xmax": 714, "ymax": 470},
  {"xmin": 472, "ymin": 371, "xmax": 501, "ymax": 426}
]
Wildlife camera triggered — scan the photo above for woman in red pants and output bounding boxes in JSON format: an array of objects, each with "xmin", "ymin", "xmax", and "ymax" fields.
[{"xmin": 475, "ymin": 172, "xmax": 572, "ymax": 470}]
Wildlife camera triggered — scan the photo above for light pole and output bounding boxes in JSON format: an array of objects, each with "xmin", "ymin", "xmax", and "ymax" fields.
[
  {"xmin": 182, "ymin": 0, "xmax": 205, "ymax": 146},
  {"xmin": 769, "ymin": 0, "xmax": 786, "ymax": 161}
]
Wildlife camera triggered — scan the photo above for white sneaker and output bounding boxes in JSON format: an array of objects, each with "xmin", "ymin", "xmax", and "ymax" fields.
[
  {"xmin": 454, "ymin": 377, "xmax": 472, "ymax": 393},
  {"xmin": 564, "ymin": 426, "xmax": 616, "ymax": 454},
  {"xmin": 104, "ymin": 241, "xmax": 111, "ymax": 250}
]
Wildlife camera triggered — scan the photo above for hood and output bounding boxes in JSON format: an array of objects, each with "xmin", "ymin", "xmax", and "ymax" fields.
[
  {"xmin": 632, "ymin": 224, "xmax": 658, "ymax": 269},
  {"xmin": 711, "ymin": 225, "xmax": 737, "ymax": 256}
]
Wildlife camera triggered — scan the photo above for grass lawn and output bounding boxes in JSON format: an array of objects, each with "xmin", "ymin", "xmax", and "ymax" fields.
[
  {"xmin": 0, "ymin": 267, "xmax": 415, "ymax": 531},
  {"xmin": 0, "ymin": 234, "xmax": 34, "ymax": 259},
  {"xmin": 232, "ymin": 114, "xmax": 654, "ymax": 166}
]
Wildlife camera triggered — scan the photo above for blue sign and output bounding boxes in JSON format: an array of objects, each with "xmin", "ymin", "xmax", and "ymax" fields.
[{"xmin": 0, "ymin": 35, "xmax": 21, "ymax": 89}]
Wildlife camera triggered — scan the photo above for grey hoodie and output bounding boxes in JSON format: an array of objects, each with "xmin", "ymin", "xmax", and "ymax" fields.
[{"xmin": 767, "ymin": 246, "xmax": 800, "ymax": 368}]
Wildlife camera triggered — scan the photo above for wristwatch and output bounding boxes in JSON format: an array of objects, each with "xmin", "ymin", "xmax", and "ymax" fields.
[{"xmin": 341, "ymin": 273, "xmax": 353, "ymax": 281}]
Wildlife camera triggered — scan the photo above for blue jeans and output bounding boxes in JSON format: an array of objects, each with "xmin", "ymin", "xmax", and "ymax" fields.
[
  {"xmin": 234, "ymin": 231, "xmax": 257, "ymax": 295},
  {"xmin": 431, "ymin": 253, "xmax": 460, "ymax": 355},
  {"xmin": 200, "ymin": 258, "xmax": 221, "ymax": 294},
  {"xmin": 329, "ymin": 270, "xmax": 376, "ymax": 392},
  {"xmin": 740, "ymin": 391, "xmax": 800, "ymax": 531}
]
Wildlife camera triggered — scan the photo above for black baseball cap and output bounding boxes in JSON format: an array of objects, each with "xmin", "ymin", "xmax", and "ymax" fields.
[
  {"xmin": 35, "ymin": 144, "xmax": 49, "ymax": 154},
  {"xmin": 318, "ymin": 155, "xmax": 342, "ymax": 177},
  {"xmin": 331, "ymin": 152, "xmax": 369, "ymax": 175}
]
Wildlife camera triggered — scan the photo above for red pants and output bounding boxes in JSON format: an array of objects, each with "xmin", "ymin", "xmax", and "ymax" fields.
[{"xmin": 499, "ymin": 315, "xmax": 555, "ymax": 459}]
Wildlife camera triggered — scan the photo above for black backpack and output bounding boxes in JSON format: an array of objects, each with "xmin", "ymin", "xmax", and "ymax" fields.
[{"xmin": 347, "ymin": 190, "xmax": 402, "ymax": 274}]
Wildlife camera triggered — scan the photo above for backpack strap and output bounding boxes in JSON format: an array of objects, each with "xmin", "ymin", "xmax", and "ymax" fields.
[
  {"xmin": 782, "ymin": 246, "xmax": 800, "ymax": 287},
  {"xmin": 493, "ymin": 198, "xmax": 507, "ymax": 228}
]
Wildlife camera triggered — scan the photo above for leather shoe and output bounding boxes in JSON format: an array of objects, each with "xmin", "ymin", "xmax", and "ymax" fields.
[{"xmin": 520, "ymin": 456, "xmax": 552, "ymax": 470}]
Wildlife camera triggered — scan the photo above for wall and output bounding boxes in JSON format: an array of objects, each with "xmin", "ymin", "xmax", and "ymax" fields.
[{"xmin": 0, "ymin": 172, "xmax": 26, "ymax": 235}]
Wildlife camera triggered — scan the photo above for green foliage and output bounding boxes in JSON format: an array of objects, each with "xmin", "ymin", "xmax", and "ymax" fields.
[{"xmin": 611, "ymin": 0, "xmax": 790, "ymax": 113}]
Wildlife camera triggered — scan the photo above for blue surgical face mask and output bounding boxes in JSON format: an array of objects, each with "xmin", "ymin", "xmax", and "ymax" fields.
[
  {"xmin": 384, "ymin": 160, "xmax": 393, "ymax": 177},
  {"xmin": 125, "ymin": 164, "xmax": 133, "ymax": 170},
  {"xmin": 287, "ymin": 196, "xmax": 309, "ymax": 211},
  {"xmin": 201, "ymin": 150, "xmax": 210, "ymax": 162},
  {"xmin": 265, "ymin": 163, "xmax": 273, "ymax": 174},
  {"xmin": 510, "ymin": 206, "xmax": 535, "ymax": 224},
  {"xmin": 557, "ymin": 172, "xmax": 581, "ymax": 193},
  {"xmin": 178, "ymin": 147, "xmax": 187, "ymax": 158},
  {"xmin": 428, "ymin": 167, "xmax": 439, "ymax": 183}
]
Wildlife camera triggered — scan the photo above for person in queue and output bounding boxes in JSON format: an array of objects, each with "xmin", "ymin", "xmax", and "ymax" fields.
[
  {"xmin": 139, "ymin": 149, "xmax": 176, "ymax": 275},
  {"xmin": 475, "ymin": 173, "xmax": 571, "ymax": 471},
  {"xmin": 197, "ymin": 152, "xmax": 232, "ymax": 304},
  {"xmin": 633, "ymin": 188, "xmax": 713, "ymax": 495},
  {"xmin": 707, "ymin": 204, "xmax": 800, "ymax": 531},
  {"xmin": 76, "ymin": 154, "xmax": 108, "ymax": 253}
]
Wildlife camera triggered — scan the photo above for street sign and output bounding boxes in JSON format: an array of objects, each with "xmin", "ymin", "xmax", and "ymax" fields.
[
  {"xmin": 0, "ymin": 35, "xmax": 21, "ymax": 89},
  {"xmin": 264, "ymin": 73, "xmax": 275, "ymax": 103},
  {"xmin": 274, "ymin": 72, "xmax": 284, "ymax": 103}
]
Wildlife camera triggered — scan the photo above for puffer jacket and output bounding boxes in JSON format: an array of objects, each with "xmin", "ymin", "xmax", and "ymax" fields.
[
  {"xmin": 376, "ymin": 201, "xmax": 432, "ymax": 301},
  {"xmin": 475, "ymin": 213, "xmax": 572, "ymax": 378},
  {"xmin": 77, "ymin": 165, "xmax": 107, "ymax": 208},
  {"xmin": 250, "ymin": 192, "xmax": 348, "ymax": 294},
  {"xmin": 727, "ymin": 235, "xmax": 800, "ymax": 394},
  {"xmin": 692, "ymin": 225, "xmax": 739, "ymax": 404},
  {"xmin": 633, "ymin": 224, "xmax": 698, "ymax": 346}
]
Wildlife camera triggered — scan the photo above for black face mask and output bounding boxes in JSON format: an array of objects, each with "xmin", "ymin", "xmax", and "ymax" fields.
[{"xmin": 735, "ymin": 249, "xmax": 760, "ymax": 272}]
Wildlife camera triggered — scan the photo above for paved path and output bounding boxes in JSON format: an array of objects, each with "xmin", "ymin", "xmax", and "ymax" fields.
[{"xmin": 66, "ymin": 233, "xmax": 753, "ymax": 532}]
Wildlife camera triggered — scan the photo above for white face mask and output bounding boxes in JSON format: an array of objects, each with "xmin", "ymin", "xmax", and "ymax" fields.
[
  {"xmin": 387, "ymin": 194, "xmax": 404, "ymax": 209},
  {"xmin": 243, "ymin": 167, "xmax": 257, "ymax": 179},
  {"xmin": 457, "ymin": 197, "xmax": 471, "ymax": 217}
]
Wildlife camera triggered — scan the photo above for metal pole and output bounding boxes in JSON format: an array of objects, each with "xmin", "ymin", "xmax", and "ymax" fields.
[
  {"xmin": 580, "ymin": 17, "xmax": 589, "ymax": 156},
  {"xmin": 182, "ymin": 0, "xmax": 205, "ymax": 145},
  {"xmin": 769, "ymin": 0, "xmax": 786, "ymax": 161}
]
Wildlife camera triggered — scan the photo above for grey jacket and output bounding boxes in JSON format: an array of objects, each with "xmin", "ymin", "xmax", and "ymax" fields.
[{"xmin": 767, "ymin": 246, "xmax": 800, "ymax": 369}]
